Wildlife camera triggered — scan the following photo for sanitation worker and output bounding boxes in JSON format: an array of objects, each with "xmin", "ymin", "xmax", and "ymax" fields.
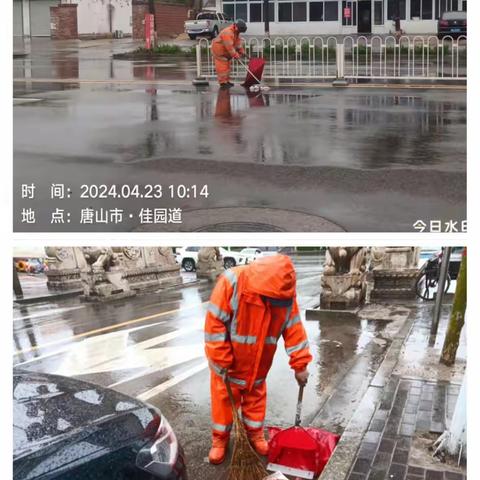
[
  {"xmin": 211, "ymin": 19, "xmax": 247, "ymax": 89},
  {"xmin": 204, "ymin": 254, "xmax": 313, "ymax": 464}
]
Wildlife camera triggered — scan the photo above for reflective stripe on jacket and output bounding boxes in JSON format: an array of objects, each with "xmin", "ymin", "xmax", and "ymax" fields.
[{"xmin": 204, "ymin": 255, "xmax": 313, "ymax": 392}]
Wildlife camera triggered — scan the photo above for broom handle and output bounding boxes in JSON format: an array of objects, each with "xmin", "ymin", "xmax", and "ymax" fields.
[
  {"xmin": 295, "ymin": 385, "xmax": 305, "ymax": 427},
  {"xmin": 225, "ymin": 376, "xmax": 241, "ymax": 422}
]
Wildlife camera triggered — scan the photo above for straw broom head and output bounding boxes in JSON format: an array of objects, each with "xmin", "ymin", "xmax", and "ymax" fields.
[{"xmin": 225, "ymin": 380, "xmax": 269, "ymax": 480}]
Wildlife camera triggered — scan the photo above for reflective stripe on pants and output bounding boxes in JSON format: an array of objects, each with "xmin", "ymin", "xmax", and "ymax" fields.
[{"xmin": 210, "ymin": 372, "xmax": 267, "ymax": 440}]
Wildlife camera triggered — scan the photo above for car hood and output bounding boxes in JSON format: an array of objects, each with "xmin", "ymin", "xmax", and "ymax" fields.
[{"xmin": 13, "ymin": 370, "xmax": 159, "ymax": 461}]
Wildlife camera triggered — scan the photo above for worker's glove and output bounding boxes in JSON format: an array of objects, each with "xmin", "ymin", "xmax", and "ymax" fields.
[
  {"xmin": 295, "ymin": 369, "xmax": 309, "ymax": 387},
  {"xmin": 233, "ymin": 53, "xmax": 240, "ymax": 60}
]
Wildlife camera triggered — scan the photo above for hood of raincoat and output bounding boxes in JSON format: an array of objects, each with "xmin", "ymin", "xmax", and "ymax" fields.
[{"xmin": 244, "ymin": 255, "xmax": 296, "ymax": 299}]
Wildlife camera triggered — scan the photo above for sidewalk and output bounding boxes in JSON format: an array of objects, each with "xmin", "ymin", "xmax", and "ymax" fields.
[{"xmin": 322, "ymin": 303, "xmax": 466, "ymax": 480}]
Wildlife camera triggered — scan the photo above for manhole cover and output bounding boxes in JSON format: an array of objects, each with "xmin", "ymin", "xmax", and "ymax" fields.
[{"xmin": 195, "ymin": 222, "xmax": 283, "ymax": 232}]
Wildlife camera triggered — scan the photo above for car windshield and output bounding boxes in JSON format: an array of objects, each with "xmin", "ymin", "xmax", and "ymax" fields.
[
  {"xmin": 197, "ymin": 13, "xmax": 215, "ymax": 20},
  {"xmin": 442, "ymin": 11, "xmax": 466, "ymax": 19}
]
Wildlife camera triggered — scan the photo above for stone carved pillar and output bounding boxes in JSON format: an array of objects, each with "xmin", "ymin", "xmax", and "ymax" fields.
[
  {"xmin": 44, "ymin": 247, "xmax": 87, "ymax": 291},
  {"xmin": 320, "ymin": 247, "xmax": 367, "ymax": 310}
]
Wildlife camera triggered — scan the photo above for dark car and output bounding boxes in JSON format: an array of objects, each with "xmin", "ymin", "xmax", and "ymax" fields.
[
  {"xmin": 438, "ymin": 11, "xmax": 467, "ymax": 38},
  {"xmin": 13, "ymin": 370, "xmax": 188, "ymax": 480}
]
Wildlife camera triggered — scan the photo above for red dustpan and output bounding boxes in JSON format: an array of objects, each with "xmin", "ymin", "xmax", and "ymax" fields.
[
  {"xmin": 267, "ymin": 385, "xmax": 340, "ymax": 479},
  {"xmin": 241, "ymin": 57, "xmax": 266, "ymax": 88}
]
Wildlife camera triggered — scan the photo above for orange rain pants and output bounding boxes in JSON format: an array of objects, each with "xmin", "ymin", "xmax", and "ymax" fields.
[
  {"xmin": 204, "ymin": 255, "xmax": 313, "ymax": 442},
  {"xmin": 211, "ymin": 24, "xmax": 245, "ymax": 85}
]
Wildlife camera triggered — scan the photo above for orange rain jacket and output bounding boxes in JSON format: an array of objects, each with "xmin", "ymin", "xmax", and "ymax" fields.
[
  {"xmin": 204, "ymin": 255, "xmax": 312, "ymax": 393},
  {"xmin": 211, "ymin": 24, "xmax": 245, "ymax": 61}
]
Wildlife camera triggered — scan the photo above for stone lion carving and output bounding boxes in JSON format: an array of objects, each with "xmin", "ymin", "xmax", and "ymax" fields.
[
  {"xmin": 158, "ymin": 247, "xmax": 177, "ymax": 266},
  {"xmin": 323, "ymin": 247, "xmax": 367, "ymax": 275},
  {"xmin": 198, "ymin": 247, "xmax": 222, "ymax": 264},
  {"xmin": 321, "ymin": 247, "xmax": 367, "ymax": 309},
  {"xmin": 82, "ymin": 247, "xmax": 120, "ymax": 271}
]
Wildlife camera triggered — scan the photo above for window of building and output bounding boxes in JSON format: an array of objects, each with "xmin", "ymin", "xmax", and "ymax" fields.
[
  {"xmin": 278, "ymin": 2, "xmax": 292, "ymax": 21},
  {"xmin": 293, "ymin": 2, "xmax": 307, "ymax": 20},
  {"xmin": 223, "ymin": 3, "xmax": 235, "ymax": 20},
  {"xmin": 325, "ymin": 1, "xmax": 339, "ymax": 20},
  {"xmin": 250, "ymin": 3, "xmax": 262, "ymax": 22},
  {"xmin": 387, "ymin": 0, "xmax": 406, "ymax": 19},
  {"xmin": 374, "ymin": 0, "xmax": 383, "ymax": 23},
  {"xmin": 265, "ymin": 2, "xmax": 275, "ymax": 21},
  {"xmin": 422, "ymin": 0, "xmax": 432, "ymax": 18},
  {"xmin": 410, "ymin": 0, "xmax": 432, "ymax": 18},
  {"xmin": 310, "ymin": 2, "xmax": 324, "ymax": 20},
  {"xmin": 223, "ymin": 2, "xmax": 248, "ymax": 21}
]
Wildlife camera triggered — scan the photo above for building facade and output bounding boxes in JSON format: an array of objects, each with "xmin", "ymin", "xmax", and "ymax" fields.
[
  {"xmin": 216, "ymin": 0, "xmax": 467, "ymax": 34},
  {"xmin": 14, "ymin": 0, "xmax": 133, "ymax": 38}
]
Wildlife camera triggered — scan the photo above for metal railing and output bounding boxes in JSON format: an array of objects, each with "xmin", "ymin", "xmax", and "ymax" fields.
[{"xmin": 196, "ymin": 35, "xmax": 466, "ymax": 82}]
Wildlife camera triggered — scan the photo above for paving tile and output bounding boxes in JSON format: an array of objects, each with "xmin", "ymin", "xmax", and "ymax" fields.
[
  {"xmin": 348, "ymin": 473, "xmax": 367, "ymax": 480},
  {"xmin": 364, "ymin": 431, "xmax": 382, "ymax": 444},
  {"xmin": 425, "ymin": 470, "xmax": 444, "ymax": 480},
  {"xmin": 367, "ymin": 468, "xmax": 388, "ymax": 480},
  {"xmin": 370, "ymin": 419, "xmax": 386, "ymax": 432},
  {"xmin": 402, "ymin": 413, "xmax": 417, "ymax": 425},
  {"xmin": 396, "ymin": 437, "xmax": 412, "ymax": 450},
  {"xmin": 378, "ymin": 437, "xmax": 396, "ymax": 453},
  {"xmin": 392, "ymin": 448, "xmax": 410, "ymax": 465},
  {"xmin": 408, "ymin": 466, "xmax": 426, "ymax": 476},
  {"xmin": 388, "ymin": 462, "xmax": 407, "ymax": 479},
  {"xmin": 444, "ymin": 472, "xmax": 463, "ymax": 480},
  {"xmin": 358, "ymin": 442, "xmax": 379, "ymax": 461},
  {"xmin": 373, "ymin": 451, "xmax": 392, "ymax": 471},
  {"xmin": 399, "ymin": 424, "xmax": 416, "ymax": 437},
  {"xmin": 374, "ymin": 409, "xmax": 389, "ymax": 421},
  {"xmin": 353, "ymin": 458, "xmax": 372, "ymax": 474}
]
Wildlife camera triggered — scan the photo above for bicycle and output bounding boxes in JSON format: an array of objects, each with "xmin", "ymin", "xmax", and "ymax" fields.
[{"xmin": 415, "ymin": 251, "xmax": 451, "ymax": 301}]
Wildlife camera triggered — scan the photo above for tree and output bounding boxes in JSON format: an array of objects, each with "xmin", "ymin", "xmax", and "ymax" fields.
[
  {"xmin": 433, "ymin": 376, "xmax": 466, "ymax": 462},
  {"xmin": 440, "ymin": 248, "xmax": 466, "ymax": 366}
]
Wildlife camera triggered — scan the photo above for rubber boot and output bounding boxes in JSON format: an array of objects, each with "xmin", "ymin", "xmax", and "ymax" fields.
[
  {"xmin": 247, "ymin": 429, "xmax": 269, "ymax": 456},
  {"xmin": 208, "ymin": 436, "xmax": 229, "ymax": 464}
]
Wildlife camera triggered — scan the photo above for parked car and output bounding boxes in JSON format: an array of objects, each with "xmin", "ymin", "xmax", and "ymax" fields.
[
  {"xmin": 184, "ymin": 11, "xmax": 232, "ymax": 40},
  {"xmin": 239, "ymin": 247, "xmax": 280, "ymax": 261},
  {"xmin": 15, "ymin": 258, "xmax": 47, "ymax": 274},
  {"xmin": 438, "ymin": 11, "xmax": 467, "ymax": 38},
  {"xmin": 175, "ymin": 247, "xmax": 248, "ymax": 272},
  {"xmin": 13, "ymin": 370, "xmax": 188, "ymax": 480}
]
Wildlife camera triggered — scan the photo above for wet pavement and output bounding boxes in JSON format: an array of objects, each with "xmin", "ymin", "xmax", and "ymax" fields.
[
  {"xmin": 13, "ymin": 39, "xmax": 466, "ymax": 232},
  {"xmin": 345, "ymin": 304, "xmax": 466, "ymax": 480},
  {"xmin": 12, "ymin": 253, "xmax": 410, "ymax": 479}
]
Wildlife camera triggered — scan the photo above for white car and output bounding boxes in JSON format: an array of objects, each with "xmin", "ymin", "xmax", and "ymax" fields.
[
  {"xmin": 175, "ymin": 247, "xmax": 249, "ymax": 272},
  {"xmin": 184, "ymin": 11, "xmax": 232, "ymax": 40},
  {"xmin": 240, "ymin": 247, "xmax": 280, "ymax": 260}
]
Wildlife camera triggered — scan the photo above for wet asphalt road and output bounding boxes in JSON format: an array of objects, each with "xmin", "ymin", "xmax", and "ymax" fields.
[
  {"xmin": 13, "ymin": 39, "xmax": 466, "ymax": 232},
  {"xmin": 13, "ymin": 254, "xmax": 400, "ymax": 479}
]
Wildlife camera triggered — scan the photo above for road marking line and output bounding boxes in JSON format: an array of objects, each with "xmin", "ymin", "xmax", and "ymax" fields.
[
  {"xmin": 14, "ymin": 320, "xmax": 170, "ymax": 366},
  {"xmin": 13, "ymin": 302, "xmax": 208, "ymax": 356},
  {"xmin": 108, "ymin": 350, "xmax": 205, "ymax": 388},
  {"xmin": 136, "ymin": 361, "xmax": 208, "ymax": 401},
  {"xmin": 13, "ymin": 306, "xmax": 84, "ymax": 322}
]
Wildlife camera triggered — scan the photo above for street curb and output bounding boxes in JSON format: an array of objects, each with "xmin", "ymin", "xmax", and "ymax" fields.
[
  {"xmin": 318, "ymin": 307, "xmax": 417, "ymax": 480},
  {"xmin": 14, "ymin": 290, "xmax": 83, "ymax": 305}
]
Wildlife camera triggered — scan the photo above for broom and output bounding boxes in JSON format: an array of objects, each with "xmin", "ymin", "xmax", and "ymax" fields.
[{"xmin": 225, "ymin": 377, "xmax": 269, "ymax": 480}]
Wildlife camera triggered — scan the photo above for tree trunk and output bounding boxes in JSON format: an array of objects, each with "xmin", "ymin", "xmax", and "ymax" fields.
[{"xmin": 440, "ymin": 249, "xmax": 466, "ymax": 366}]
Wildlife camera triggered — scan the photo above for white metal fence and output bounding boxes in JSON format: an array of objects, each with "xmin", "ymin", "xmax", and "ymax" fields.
[{"xmin": 196, "ymin": 35, "xmax": 466, "ymax": 82}]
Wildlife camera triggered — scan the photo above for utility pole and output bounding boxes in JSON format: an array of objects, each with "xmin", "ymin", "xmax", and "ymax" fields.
[
  {"xmin": 440, "ymin": 248, "xmax": 467, "ymax": 366},
  {"xmin": 263, "ymin": 0, "xmax": 270, "ymax": 37},
  {"xmin": 430, "ymin": 247, "xmax": 451, "ymax": 338}
]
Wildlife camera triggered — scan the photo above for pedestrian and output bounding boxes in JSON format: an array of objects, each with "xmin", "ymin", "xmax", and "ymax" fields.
[
  {"xmin": 204, "ymin": 255, "xmax": 312, "ymax": 465},
  {"xmin": 211, "ymin": 19, "xmax": 247, "ymax": 89}
]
